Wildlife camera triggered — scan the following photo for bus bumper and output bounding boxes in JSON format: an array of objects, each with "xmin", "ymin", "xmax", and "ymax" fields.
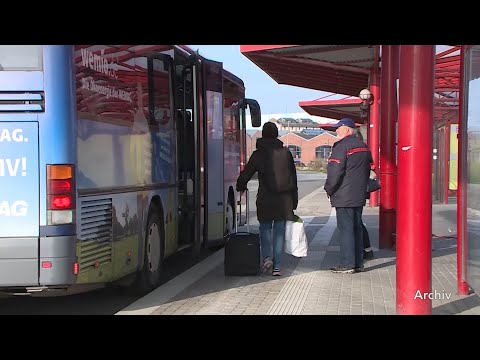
[{"xmin": 0, "ymin": 235, "xmax": 77, "ymax": 288}]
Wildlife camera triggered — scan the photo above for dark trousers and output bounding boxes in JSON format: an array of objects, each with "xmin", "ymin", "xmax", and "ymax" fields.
[
  {"xmin": 362, "ymin": 223, "xmax": 371, "ymax": 249},
  {"xmin": 332, "ymin": 222, "xmax": 371, "ymax": 249},
  {"xmin": 336, "ymin": 207, "xmax": 364, "ymax": 268}
]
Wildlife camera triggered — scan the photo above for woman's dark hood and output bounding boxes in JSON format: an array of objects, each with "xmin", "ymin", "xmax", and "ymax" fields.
[{"xmin": 256, "ymin": 137, "xmax": 284, "ymax": 151}]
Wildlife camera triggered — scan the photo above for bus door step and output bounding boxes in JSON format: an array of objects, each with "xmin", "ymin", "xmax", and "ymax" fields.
[{"xmin": 177, "ymin": 243, "xmax": 194, "ymax": 252}]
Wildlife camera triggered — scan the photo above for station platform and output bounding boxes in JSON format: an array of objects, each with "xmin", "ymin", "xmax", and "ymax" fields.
[{"xmin": 117, "ymin": 187, "xmax": 480, "ymax": 315}]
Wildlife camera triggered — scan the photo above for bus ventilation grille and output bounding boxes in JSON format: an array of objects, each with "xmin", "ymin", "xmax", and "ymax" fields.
[
  {"xmin": 79, "ymin": 198, "xmax": 113, "ymax": 271},
  {"xmin": 0, "ymin": 92, "xmax": 45, "ymax": 112},
  {"xmin": 80, "ymin": 198, "xmax": 113, "ymax": 242},
  {"xmin": 78, "ymin": 241, "xmax": 112, "ymax": 273}
]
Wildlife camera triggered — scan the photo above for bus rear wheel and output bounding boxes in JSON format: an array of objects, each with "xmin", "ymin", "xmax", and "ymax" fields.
[{"xmin": 133, "ymin": 206, "xmax": 164, "ymax": 294}]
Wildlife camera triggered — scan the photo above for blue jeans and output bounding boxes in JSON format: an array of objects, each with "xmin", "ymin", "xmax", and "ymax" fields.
[
  {"xmin": 336, "ymin": 207, "xmax": 364, "ymax": 269},
  {"xmin": 259, "ymin": 220, "xmax": 286, "ymax": 269}
]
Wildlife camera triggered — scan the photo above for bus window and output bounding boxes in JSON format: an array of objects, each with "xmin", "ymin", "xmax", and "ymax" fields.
[
  {"xmin": 148, "ymin": 55, "xmax": 172, "ymax": 126},
  {"xmin": 0, "ymin": 45, "xmax": 43, "ymax": 71}
]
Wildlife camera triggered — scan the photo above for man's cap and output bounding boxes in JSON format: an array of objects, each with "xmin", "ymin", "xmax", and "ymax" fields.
[{"xmin": 331, "ymin": 118, "xmax": 356, "ymax": 129}]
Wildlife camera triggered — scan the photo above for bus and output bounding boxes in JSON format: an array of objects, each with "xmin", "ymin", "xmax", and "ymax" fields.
[{"xmin": 0, "ymin": 45, "xmax": 261, "ymax": 296}]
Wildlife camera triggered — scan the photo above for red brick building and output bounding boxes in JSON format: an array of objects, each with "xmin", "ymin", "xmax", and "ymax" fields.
[
  {"xmin": 246, "ymin": 129, "xmax": 338, "ymax": 166},
  {"xmin": 280, "ymin": 131, "xmax": 338, "ymax": 165},
  {"xmin": 246, "ymin": 130, "xmax": 262, "ymax": 161}
]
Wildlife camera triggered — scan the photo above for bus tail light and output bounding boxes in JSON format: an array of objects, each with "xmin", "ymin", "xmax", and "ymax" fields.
[
  {"xmin": 73, "ymin": 262, "xmax": 79, "ymax": 275},
  {"xmin": 47, "ymin": 164, "xmax": 75, "ymax": 225}
]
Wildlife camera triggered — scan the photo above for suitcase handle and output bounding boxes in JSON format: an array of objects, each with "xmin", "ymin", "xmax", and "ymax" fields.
[{"xmin": 236, "ymin": 189, "xmax": 249, "ymax": 233}]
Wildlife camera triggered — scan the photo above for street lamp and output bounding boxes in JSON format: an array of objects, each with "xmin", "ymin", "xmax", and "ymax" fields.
[{"xmin": 359, "ymin": 88, "xmax": 373, "ymax": 118}]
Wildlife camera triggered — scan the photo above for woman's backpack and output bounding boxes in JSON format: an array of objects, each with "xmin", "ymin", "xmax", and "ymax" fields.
[{"xmin": 263, "ymin": 146, "xmax": 295, "ymax": 193}]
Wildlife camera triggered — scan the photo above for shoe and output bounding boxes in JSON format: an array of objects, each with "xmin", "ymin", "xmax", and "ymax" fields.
[
  {"xmin": 330, "ymin": 266, "xmax": 355, "ymax": 274},
  {"xmin": 272, "ymin": 267, "xmax": 282, "ymax": 276},
  {"xmin": 262, "ymin": 257, "xmax": 273, "ymax": 273},
  {"xmin": 355, "ymin": 266, "xmax": 365, "ymax": 273},
  {"xmin": 363, "ymin": 250, "xmax": 374, "ymax": 261}
]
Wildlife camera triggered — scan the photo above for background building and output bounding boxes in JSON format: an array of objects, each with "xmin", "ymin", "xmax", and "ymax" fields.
[{"xmin": 245, "ymin": 113, "xmax": 338, "ymax": 167}]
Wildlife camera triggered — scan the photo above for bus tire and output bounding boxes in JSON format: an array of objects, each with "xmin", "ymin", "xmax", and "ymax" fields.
[{"xmin": 132, "ymin": 206, "xmax": 164, "ymax": 294}]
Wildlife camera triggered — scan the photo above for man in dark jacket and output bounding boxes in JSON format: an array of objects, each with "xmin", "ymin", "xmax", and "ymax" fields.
[
  {"xmin": 236, "ymin": 122, "xmax": 298, "ymax": 276},
  {"xmin": 355, "ymin": 130, "xmax": 374, "ymax": 261},
  {"xmin": 324, "ymin": 118, "xmax": 372, "ymax": 274}
]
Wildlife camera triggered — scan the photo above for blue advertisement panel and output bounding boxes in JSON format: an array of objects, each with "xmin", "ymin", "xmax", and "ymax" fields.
[{"xmin": 0, "ymin": 122, "xmax": 39, "ymax": 237}]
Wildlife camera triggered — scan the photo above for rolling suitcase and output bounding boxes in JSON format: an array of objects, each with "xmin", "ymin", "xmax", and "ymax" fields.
[{"xmin": 224, "ymin": 190, "xmax": 260, "ymax": 276}]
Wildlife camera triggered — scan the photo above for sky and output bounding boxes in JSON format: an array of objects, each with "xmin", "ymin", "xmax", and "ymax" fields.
[{"xmin": 188, "ymin": 45, "xmax": 329, "ymax": 115}]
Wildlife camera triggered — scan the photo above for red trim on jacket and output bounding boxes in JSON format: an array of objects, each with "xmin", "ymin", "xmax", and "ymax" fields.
[{"xmin": 346, "ymin": 147, "xmax": 369, "ymax": 157}]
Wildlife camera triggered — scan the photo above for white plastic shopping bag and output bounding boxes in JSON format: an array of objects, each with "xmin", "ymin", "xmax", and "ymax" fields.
[{"xmin": 285, "ymin": 215, "xmax": 308, "ymax": 257}]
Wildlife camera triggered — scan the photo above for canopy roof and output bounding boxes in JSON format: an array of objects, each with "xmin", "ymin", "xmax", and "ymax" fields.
[{"xmin": 241, "ymin": 45, "xmax": 461, "ymax": 124}]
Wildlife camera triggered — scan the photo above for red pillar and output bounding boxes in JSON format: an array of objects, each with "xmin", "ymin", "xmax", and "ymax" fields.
[
  {"xmin": 457, "ymin": 46, "xmax": 470, "ymax": 295},
  {"xmin": 369, "ymin": 48, "xmax": 380, "ymax": 207},
  {"xmin": 396, "ymin": 45, "xmax": 434, "ymax": 315},
  {"xmin": 379, "ymin": 45, "xmax": 399, "ymax": 249}
]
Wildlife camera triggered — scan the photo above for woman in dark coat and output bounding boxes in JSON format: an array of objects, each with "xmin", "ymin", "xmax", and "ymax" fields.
[{"xmin": 236, "ymin": 122, "xmax": 298, "ymax": 276}]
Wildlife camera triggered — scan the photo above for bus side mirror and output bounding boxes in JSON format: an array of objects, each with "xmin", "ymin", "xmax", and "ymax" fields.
[{"xmin": 245, "ymin": 98, "xmax": 261, "ymax": 127}]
